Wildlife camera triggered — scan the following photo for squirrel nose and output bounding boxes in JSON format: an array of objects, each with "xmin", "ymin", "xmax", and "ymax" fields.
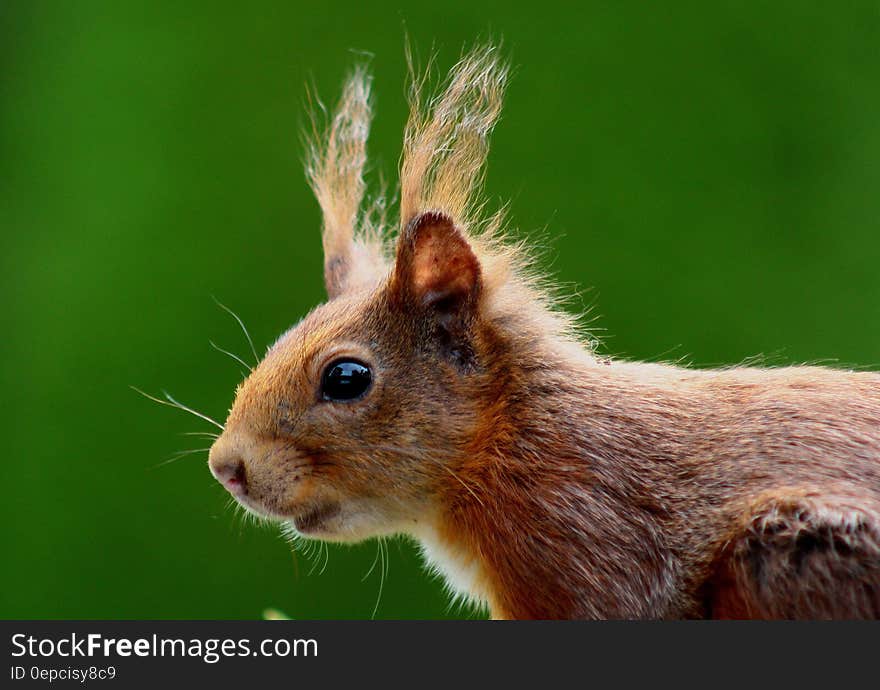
[{"xmin": 208, "ymin": 440, "xmax": 248, "ymax": 496}]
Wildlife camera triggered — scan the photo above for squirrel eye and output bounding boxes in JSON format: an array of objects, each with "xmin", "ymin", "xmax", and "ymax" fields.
[{"xmin": 320, "ymin": 359, "xmax": 372, "ymax": 402}]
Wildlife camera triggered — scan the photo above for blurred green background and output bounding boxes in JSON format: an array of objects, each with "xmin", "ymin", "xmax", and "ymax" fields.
[{"xmin": 2, "ymin": 1, "xmax": 879, "ymax": 619}]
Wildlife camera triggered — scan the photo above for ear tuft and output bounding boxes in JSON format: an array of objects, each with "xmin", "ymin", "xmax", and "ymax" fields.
[
  {"xmin": 393, "ymin": 211, "xmax": 481, "ymax": 314},
  {"xmin": 306, "ymin": 67, "xmax": 387, "ymax": 299}
]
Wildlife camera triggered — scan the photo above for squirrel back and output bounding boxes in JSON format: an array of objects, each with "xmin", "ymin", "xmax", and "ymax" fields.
[{"xmin": 208, "ymin": 45, "xmax": 880, "ymax": 619}]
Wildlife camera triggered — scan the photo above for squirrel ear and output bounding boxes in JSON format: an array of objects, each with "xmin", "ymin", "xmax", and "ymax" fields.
[{"xmin": 391, "ymin": 211, "xmax": 482, "ymax": 317}]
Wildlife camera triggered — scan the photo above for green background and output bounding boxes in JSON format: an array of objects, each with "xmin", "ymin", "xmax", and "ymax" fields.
[{"xmin": 2, "ymin": 1, "xmax": 879, "ymax": 619}]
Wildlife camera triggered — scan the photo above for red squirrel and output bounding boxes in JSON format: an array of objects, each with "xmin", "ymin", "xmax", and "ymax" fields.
[{"xmin": 207, "ymin": 45, "xmax": 880, "ymax": 619}]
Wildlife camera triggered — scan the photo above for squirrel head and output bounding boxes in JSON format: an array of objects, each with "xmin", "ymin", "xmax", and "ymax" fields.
[
  {"xmin": 210, "ymin": 209, "xmax": 486, "ymax": 540},
  {"xmin": 208, "ymin": 46, "xmax": 574, "ymax": 542}
]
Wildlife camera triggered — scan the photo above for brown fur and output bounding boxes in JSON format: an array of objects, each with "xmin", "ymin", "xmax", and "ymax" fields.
[{"xmin": 208, "ymin": 45, "xmax": 880, "ymax": 619}]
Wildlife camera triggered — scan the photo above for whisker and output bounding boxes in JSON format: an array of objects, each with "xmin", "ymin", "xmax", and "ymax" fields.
[
  {"xmin": 288, "ymin": 460, "xmax": 336, "ymax": 472},
  {"xmin": 223, "ymin": 496, "xmax": 243, "ymax": 536},
  {"xmin": 306, "ymin": 539, "xmax": 323, "ymax": 575},
  {"xmin": 362, "ymin": 540, "xmax": 381, "ymax": 582},
  {"xmin": 318, "ymin": 443, "xmax": 457, "ymax": 463},
  {"xmin": 212, "ymin": 296, "xmax": 259, "ymax": 366},
  {"xmin": 323, "ymin": 441, "xmax": 486, "ymax": 511},
  {"xmin": 131, "ymin": 386, "xmax": 225, "ymax": 431},
  {"xmin": 209, "ymin": 340, "xmax": 254, "ymax": 374},
  {"xmin": 319, "ymin": 443, "xmax": 483, "ymax": 507},
  {"xmin": 442, "ymin": 465, "xmax": 485, "ymax": 508},
  {"xmin": 179, "ymin": 431, "xmax": 220, "ymax": 440},
  {"xmin": 161, "ymin": 390, "xmax": 226, "ymax": 430},
  {"xmin": 233, "ymin": 498, "xmax": 248, "ymax": 538},
  {"xmin": 371, "ymin": 537, "xmax": 387, "ymax": 620},
  {"xmin": 170, "ymin": 447, "xmax": 212, "ymax": 458},
  {"xmin": 319, "ymin": 541, "xmax": 330, "ymax": 576},
  {"xmin": 307, "ymin": 542, "xmax": 321, "ymax": 577},
  {"xmin": 331, "ymin": 445, "xmax": 485, "ymax": 507},
  {"xmin": 150, "ymin": 447, "xmax": 211, "ymax": 470}
]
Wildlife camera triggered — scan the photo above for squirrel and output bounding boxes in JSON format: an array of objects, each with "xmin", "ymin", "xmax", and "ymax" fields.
[{"xmin": 207, "ymin": 45, "xmax": 880, "ymax": 619}]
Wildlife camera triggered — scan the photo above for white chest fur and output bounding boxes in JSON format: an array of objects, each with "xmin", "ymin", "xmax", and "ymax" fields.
[{"xmin": 414, "ymin": 527, "xmax": 489, "ymax": 611}]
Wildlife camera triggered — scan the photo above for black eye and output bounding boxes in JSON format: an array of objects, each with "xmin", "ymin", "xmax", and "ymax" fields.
[{"xmin": 320, "ymin": 359, "xmax": 372, "ymax": 402}]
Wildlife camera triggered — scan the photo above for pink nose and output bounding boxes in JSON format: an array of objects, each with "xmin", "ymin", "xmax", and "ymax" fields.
[{"xmin": 208, "ymin": 442, "xmax": 247, "ymax": 496}]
